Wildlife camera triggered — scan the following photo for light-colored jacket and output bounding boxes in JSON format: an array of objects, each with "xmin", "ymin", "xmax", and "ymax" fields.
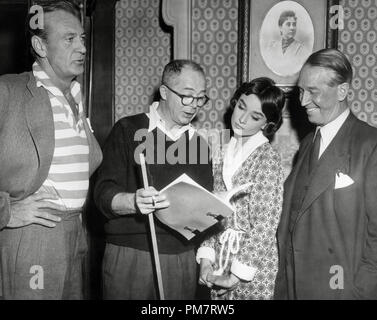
[{"xmin": 0, "ymin": 72, "xmax": 102, "ymax": 229}]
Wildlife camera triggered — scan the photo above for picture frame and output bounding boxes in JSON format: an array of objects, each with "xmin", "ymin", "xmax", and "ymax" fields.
[{"xmin": 237, "ymin": 0, "xmax": 339, "ymax": 91}]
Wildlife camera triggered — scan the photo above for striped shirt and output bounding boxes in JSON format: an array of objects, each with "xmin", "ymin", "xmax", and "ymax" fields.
[{"xmin": 33, "ymin": 62, "xmax": 89, "ymax": 210}]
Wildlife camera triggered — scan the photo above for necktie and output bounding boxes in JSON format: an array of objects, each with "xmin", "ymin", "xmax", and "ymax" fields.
[{"xmin": 309, "ymin": 129, "xmax": 321, "ymax": 173}]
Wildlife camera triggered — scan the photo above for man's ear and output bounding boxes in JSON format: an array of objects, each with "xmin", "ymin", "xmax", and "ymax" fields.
[
  {"xmin": 159, "ymin": 85, "xmax": 167, "ymax": 100},
  {"xmin": 337, "ymin": 82, "xmax": 349, "ymax": 102},
  {"xmin": 31, "ymin": 35, "xmax": 47, "ymax": 58}
]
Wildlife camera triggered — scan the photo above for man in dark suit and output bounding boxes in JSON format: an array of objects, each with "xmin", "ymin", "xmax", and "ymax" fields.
[
  {"xmin": 275, "ymin": 48, "xmax": 377, "ymax": 299},
  {"xmin": 0, "ymin": 1, "xmax": 102, "ymax": 299}
]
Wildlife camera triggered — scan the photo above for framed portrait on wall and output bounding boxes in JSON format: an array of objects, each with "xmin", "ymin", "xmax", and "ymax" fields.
[
  {"xmin": 237, "ymin": 0, "xmax": 340, "ymax": 177},
  {"xmin": 238, "ymin": 0, "xmax": 339, "ymax": 88}
]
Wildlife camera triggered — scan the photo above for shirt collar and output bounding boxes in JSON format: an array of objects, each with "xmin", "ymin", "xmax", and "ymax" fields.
[
  {"xmin": 33, "ymin": 63, "xmax": 48, "ymax": 85},
  {"xmin": 222, "ymin": 131, "xmax": 268, "ymax": 190},
  {"xmin": 147, "ymin": 101, "xmax": 195, "ymax": 141},
  {"xmin": 228, "ymin": 130, "xmax": 268, "ymax": 159},
  {"xmin": 317, "ymin": 108, "xmax": 350, "ymax": 156},
  {"xmin": 32, "ymin": 62, "xmax": 81, "ymax": 105},
  {"xmin": 282, "ymin": 37, "xmax": 294, "ymax": 51}
]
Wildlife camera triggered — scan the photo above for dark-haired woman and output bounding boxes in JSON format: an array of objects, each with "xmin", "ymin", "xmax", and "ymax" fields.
[{"xmin": 197, "ymin": 78, "xmax": 285, "ymax": 300}]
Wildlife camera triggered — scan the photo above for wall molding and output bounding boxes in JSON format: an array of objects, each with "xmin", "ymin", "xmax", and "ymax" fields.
[
  {"xmin": 90, "ymin": 0, "xmax": 117, "ymax": 146},
  {"xmin": 162, "ymin": 0, "xmax": 192, "ymax": 59}
]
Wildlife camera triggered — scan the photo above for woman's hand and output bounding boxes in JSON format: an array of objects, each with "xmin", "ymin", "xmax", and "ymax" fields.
[
  {"xmin": 207, "ymin": 272, "xmax": 240, "ymax": 296},
  {"xmin": 199, "ymin": 258, "xmax": 214, "ymax": 288}
]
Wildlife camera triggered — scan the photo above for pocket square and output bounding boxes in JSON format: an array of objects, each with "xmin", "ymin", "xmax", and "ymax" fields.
[{"xmin": 335, "ymin": 172, "xmax": 354, "ymax": 189}]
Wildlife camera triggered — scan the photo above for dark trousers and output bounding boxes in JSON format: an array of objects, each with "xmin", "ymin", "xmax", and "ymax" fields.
[
  {"xmin": 0, "ymin": 213, "xmax": 87, "ymax": 299},
  {"xmin": 102, "ymin": 244, "xmax": 197, "ymax": 300}
]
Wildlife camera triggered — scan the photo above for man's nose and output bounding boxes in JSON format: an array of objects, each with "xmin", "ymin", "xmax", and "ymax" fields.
[
  {"xmin": 301, "ymin": 91, "xmax": 312, "ymax": 106},
  {"xmin": 189, "ymin": 98, "xmax": 200, "ymax": 109},
  {"xmin": 77, "ymin": 38, "xmax": 87, "ymax": 54}
]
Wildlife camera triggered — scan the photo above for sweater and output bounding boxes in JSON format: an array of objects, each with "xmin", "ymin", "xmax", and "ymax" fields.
[{"xmin": 94, "ymin": 113, "xmax": 213, "ymax": 254}]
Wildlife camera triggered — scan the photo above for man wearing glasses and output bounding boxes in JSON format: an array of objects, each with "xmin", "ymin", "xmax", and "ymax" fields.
[{"xmin": 94, "ymin": 59, "xmax": 213, "ymax": 299}]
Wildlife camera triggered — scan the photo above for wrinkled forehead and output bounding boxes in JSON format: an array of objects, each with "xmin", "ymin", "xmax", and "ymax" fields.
[
  {"xmin": 298, "ymin": 65, "xmax": 337, "ymax": 87},
  {"xmin": 44, "ymin": 10, "xmax": 83, "ymax": 37},
  {"xmin": 172, "ymin": 67, "xmax": 206, "ymax": 91}
]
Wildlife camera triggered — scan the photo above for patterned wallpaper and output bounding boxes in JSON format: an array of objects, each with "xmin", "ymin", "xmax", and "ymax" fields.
[
  {"xmin": 114, "ymin": 0, "xmax": 171, "ymax": 122},
  {"xmin": 191, "ymin": 0, "xmax": 239, "ymax": 132},
  {"xmin": 114, "ymin": 0, "xmax": 239, "ymax": 131},
  {"xmin": 338, "ymin": 0, "xmax": 377, "ymax": 127},
  {"xmin": 113, "ymin": 0, "xmax": 377, "ymax": 175}
]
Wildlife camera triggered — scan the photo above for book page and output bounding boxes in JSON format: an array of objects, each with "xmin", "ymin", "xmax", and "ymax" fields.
[{"xmin": 154, "ymin": 174, "xmax": 253, "ymax": 240}]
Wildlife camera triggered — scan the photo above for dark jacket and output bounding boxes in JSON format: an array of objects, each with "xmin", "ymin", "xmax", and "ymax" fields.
[{"xmin": 275, "ymin": 113, "xmax": 377, "ymax": 299}]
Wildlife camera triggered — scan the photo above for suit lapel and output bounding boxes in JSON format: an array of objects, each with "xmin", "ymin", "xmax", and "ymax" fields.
[
  {"xmin": 24, "ymin": 73, "xmax": 55, "ymax": 193},
  {"xmin": 278, "ymin": 134, "xmax": 312, "ymax": 237},
  {"xmin": 295, "ymin": 113, "xmax": 355, "ymax": 224},
  {"xmin": 284, "ymin": 135, "xmax": 312, "ymax": 209}
]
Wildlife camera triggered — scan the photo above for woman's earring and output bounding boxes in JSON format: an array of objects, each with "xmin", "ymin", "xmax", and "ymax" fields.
[{"xmin": 263, "ymin": 122, "xmax": 276, "ymax": 135}]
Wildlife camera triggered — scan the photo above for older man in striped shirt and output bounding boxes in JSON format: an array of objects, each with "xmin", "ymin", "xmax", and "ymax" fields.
[{"xmin": 0, "ymin": 1, "xmax": 102, "ymax": 299}]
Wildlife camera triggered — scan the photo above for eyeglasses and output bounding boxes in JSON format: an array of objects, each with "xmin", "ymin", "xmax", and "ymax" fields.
[{"xmin": 163, "ymin": 84, "xmax": 209, "ymax": 108}]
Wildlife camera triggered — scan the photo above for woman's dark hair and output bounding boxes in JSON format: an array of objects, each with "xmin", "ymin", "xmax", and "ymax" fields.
[
  {"xmin": 224, "ymin": 77, "xmax": 285, "ymax": 139},
  {"xmin": 278, "ymin": 10, "xmax": 297, "ymax": 27}
]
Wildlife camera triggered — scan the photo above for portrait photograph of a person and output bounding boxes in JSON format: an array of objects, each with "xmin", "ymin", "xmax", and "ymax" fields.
[{"xmin": 260, "ymin": 1, "xmax": 314, "ymax": 77}]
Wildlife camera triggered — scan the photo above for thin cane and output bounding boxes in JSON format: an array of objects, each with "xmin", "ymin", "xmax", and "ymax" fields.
[{"xmin": 139, "ymin": 153, "xmax": 165, "ymax": 300}]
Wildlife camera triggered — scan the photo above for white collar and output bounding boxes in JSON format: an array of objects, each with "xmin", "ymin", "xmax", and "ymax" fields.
[
  {"xmin": 222, "ymin": 131, "xmax": 268, "ymax": 190},
  {"xmin": 146, "ymin": 102, "xmax": 195, "ymax": 141},
  {"xmin": 317, "ymin": 108, "xmax": 350, "ymax": 157}
]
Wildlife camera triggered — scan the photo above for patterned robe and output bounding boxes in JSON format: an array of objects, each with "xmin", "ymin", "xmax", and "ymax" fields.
[{"xmin": 200, "ymin": 142, "xmax": 284, "ymax": 299}]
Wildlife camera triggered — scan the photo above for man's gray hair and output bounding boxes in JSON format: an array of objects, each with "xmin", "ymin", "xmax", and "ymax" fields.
[
  {"xmin": 162, "ymin": 59, "xmax": 205, "ymax": 86},
  {"xmin": 303, "ymin": 48, "xmax": 353, "ymax": 86}
]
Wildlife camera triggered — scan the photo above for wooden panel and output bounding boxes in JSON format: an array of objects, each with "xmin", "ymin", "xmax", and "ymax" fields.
[
  {"xmin": 85, "ymin": 0, "xmax": 118, "ymax": 300},
  {"xmin": 0, "ymin": 1, "xmax": 30, "ymax": 75},
  {"xmin": 90, "ymin": 0, "xmax": 117, "ymax": 147}
]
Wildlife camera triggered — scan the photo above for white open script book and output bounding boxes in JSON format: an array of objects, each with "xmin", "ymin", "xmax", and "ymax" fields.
[{"xmin": 155, "ymin": 174, "xmax": 251, "ymax": 240}]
